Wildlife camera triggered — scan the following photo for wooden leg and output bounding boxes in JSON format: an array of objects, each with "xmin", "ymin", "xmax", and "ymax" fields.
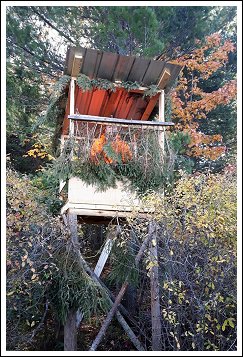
[
  {"xmin": 89, "ymin": 229, "xmax": 153, "ymax": 351},
  {"xmin": 149, "ymin": 221, "xmax": 162, "ymax": 351},
  {"xmin": 123, "ymin": 231, "xmax": 137, "ymax": 315},
  {"xmin": 64, "ymin": 309, "xmax": 77, "ymax": 351},
  {"xmin": 76, "ymin": 225, "xmax": 115, "ymax": 328},
  {"xmin": 64, "ymin": 213, "xmax": 78, "ymax": 351}
]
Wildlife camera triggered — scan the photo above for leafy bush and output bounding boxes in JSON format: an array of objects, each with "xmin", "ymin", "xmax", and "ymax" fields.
[
  {"xmin": 6, "ymin": 168, "xmax": 108, "ymax": 350},
  {"xmin": 142, "ymin": 170, "xmax": 237, "ymax": 350},
  {"xmin": 6, "ymin": 165, "xmax": 237, "ymax": 351},
  {"xmin": 107, "ymin": 170, "xmax": 237, "ymax": 351}
]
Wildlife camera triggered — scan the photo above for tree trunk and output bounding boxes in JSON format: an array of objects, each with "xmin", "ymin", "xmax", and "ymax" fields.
[
  {"xmin": 64, "ymin": 309, "xmax": 77, "ymax": 351},
  {"xmin": 149, "ymin": 221, "xmax": 162, "ymax": 351}
]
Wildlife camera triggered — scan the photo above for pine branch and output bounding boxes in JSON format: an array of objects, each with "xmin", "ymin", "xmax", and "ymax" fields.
[
  {"xmin": 30, "ymin": 7, "xmax": 76, "ymax": 44},
  {"xmin": 7, "ymin": 39, "xmax": 63, "ymax": 73}
]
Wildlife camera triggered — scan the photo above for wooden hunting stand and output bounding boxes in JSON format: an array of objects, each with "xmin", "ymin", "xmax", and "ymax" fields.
[{"xmin": 58, "ymin": 46, "xmax": 182, "ymax": 351}]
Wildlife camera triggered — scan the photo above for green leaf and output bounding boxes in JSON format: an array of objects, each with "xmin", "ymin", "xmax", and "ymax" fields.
[{"xmin": 222, "ymin": 320, "xmax": 228, "ymax": 331}]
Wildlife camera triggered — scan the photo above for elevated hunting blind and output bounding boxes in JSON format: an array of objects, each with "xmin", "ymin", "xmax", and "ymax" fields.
[
  {"xmin": 58, "ymin": 46, "xmax": 182, "ymax": 223},
  {"xmin": 56, "ymin": 47, "xmax": 183, "ymax": 351}
]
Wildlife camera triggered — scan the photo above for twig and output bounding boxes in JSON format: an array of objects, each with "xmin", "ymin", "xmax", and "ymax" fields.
[{"xmin": 28, "ymin": 300, "xmax": 49, "ymax": 343}]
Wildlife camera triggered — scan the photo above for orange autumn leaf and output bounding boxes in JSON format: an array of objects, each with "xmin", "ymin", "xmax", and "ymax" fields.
[
  {"xmin": 90, "ymin": 133, "xmax": 132, "ymax": 164},
  {"xmin": 170, "ymin": 33, "xmax": 236, "ymax": 160},
  {"xmin": 90, "ymin": 134, "xmax": 107, "ymax": 163},
  {"xmin": 111, "ymin": 135, "xmax": 132, "ymax": 163}
]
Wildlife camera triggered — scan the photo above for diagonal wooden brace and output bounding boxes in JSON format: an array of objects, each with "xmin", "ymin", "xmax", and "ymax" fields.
[{"xmin": 89, "ymin": 222, "xmax": 156, "ymax": 351}]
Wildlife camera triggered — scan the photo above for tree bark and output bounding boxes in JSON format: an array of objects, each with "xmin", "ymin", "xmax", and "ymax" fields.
[
  {"xmin": 149, "ymin": 221, "xmax": 162, "ymax": 351},
  {"xmin": 64, "ymin": 308, "xmax": 77, "ymax": 351}
]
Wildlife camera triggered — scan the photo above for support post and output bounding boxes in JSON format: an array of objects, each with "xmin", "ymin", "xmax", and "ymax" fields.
[
  {"xmin": 69, "ymin": 78, "xmax": 75, "ymax": 136},
  {"xmin": 60, "ymin": 75, "xmax": 75, "ymax": 195},
  {"xmin": 64, "ymin": 213, "xmax": 78, "ymax": 351},
  {"xmin": 94, "ymin": 237, "xmax": 114, "ymax": 277},
  {"xmin": 149, "ymin": 221, "xmax": 162, "ymax": 351},
  {"xmin": 64, "ymin": 309, "xmax": 77, "ymax": 351},
  {"xmin": 61, "ymin": 214, "xmax": 145, "ymax": 350},
  {"xmin": 59, "ymin": 135, "xmax": 66, "ymax": 194},
  {"xmin": 158, "ymin": 90, "xmax": 165, "ymax": 154}
]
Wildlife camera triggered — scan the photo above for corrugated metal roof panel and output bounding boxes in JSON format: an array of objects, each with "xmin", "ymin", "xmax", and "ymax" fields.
[
  {"xmin": 127, "ymin": 57, "xmax": 151, "ymax": 83},
  {"xmin": 62, "ymin": 85, "xmax": 157, "ymax": 135},
  {"xmin": 81, "ymin": 49, "xmax": 98, "ymax": 78}
]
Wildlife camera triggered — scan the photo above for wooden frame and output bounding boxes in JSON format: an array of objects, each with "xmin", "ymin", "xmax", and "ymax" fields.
[
  {"xmin": 158, "ymin": 68, "xmax": 171, "ymax": 89},
  {"xmin": 71, "ymin": 55, "xmax": 83, "ymax": 78},
  {"xmin": 60, "ymin": 78, "xmax": 166, "ymax": 220},
  {"xmin": 69, "ymin": 78, "xmax": 75, "ymax": 134},
  {"xmin": 158, "ymin": 90, "xmax": 165, "ymax": 151},
  {"xmin": 68, "ymin": 114, "xmax": 173, "ymax": 127}
]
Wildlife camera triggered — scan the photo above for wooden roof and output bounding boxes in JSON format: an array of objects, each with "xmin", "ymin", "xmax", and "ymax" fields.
[{"xmin": 64, "ymin": 46, "xmax": 182, "ymax": 91}]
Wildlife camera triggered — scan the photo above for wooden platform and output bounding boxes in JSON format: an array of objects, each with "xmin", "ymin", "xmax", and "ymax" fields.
[{"xmin": 60, "ymin": 177, "xmax": 153, "ymax": 224}]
